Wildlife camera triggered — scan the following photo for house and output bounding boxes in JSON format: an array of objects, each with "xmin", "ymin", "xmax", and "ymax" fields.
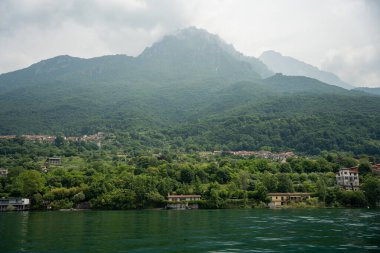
[
  {"xmin": 166, "ymin": 194, "xmax": 201, "ymax": 209},
  {"xmin": 167, "ymin": 195, "xmax": 201, "ymax": 202},
  {"xmin": 0, "ymin": 198, "xmax": 30, "ymax": 211},
  {"xmin": 0, "ymin": 135, "xmax": 16, "ymax": 139},
  {"xmin": 46, "ymin": 157, "xmax": 62, "ymax": 165},
  {"xmin": 268, "ymin": 193, "xmax": 311, "ymax": 208},
  {"xmin": 336, "ymin": 167, "xmax": 359, "ymax": 190},
  {"xmin": 41, "ymin": 166, "xmax": 48, "ymax": 173},
  {"xmin": 372, "ymin": 164, "xmax": 380, "ymax": 178},
  {"xmin": 224, "ymin": 150, "xmax": 295, "ymax": 162},
  {"xmin": 22, "ymin": 135, "xmax": 56, "ymax": 143},
  {"xmin": 0, "ymin": 168, "xmax": 8, "ymax": 177}
]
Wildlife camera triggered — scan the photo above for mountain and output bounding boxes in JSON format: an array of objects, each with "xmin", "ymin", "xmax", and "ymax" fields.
[
  {"xmin": 259, "ymin": 50, "xmax": 353, "ymax": 90},
  {"xmin": 353, "ymin": 87, "xmax": 380, "ymax": 96},
  {"xmin": 0, "ymin": 27, "xmax": 379, "ymax": 155},
  {"xmin": 139, "ymin": 27, "xmax": 272, "ymax": 80}
]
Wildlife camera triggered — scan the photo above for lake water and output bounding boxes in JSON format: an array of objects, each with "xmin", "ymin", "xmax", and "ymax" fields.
[{"xmin": 1, "ymin": 209, "xmax": 379, "ymax": 252}]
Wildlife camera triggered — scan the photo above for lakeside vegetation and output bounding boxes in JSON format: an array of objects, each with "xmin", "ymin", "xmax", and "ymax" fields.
[{"xmin": 1, "ymin": 137, "xmax": 379, "ymax": 210}]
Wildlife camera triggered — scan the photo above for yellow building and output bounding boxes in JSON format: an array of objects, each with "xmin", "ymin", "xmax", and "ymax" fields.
[
  {"xmin": 166, "ymin": 194, "xmax": 201, "ymax": 210},
  {"xmin": 268, "ymin": 193, "xmax": 311, "ymax": 207}
]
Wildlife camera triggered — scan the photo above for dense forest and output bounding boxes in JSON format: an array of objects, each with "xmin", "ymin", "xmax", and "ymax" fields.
[{"xmin": 0, "ymin": 138, "xmax": 379, "ymax": 209}]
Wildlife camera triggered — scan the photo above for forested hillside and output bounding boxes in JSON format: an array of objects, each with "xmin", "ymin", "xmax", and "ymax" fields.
[
  {"xmin": 354, "ymin": 87, "xmax": 380, "ymax": 95},
  {"xmin": 0, "ymin": 27, "xmax": 379, "ymax": 155}
]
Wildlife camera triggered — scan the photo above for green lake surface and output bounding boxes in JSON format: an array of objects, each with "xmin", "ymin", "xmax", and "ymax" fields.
[{"xmin": 1, "ymin": 209, "xmax": 379, "ymax": 252}]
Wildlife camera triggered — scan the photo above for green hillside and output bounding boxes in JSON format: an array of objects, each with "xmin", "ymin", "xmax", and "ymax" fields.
[
  {"xmin": 0, "ymin": 28, "xmax": 379, "ymax": 155},
  {"xmin": 354, "ymin": 87, "xmax": 380, "ymax": 95}
]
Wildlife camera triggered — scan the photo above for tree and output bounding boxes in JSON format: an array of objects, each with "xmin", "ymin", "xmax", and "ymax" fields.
[
  {"xmin": 279, "ymin": 163, "xmax": 291, "ymax": 173},
  {"xmin": 54, "ymin": 135, "xmax": 65, "ymax": 148},
  {"xmin": 216, "ymin": 169, "xmax": 231, "ymax": 184},
  {"xmin": 180, "ymin": 168, "xmax": 194, "ymax": 184},
  {"xmin": 145, "ymin": 191, "xmax": 165, "ymax": 207},
  {"xmin": 358, "ymin": 162, "xmax": 372, "ymax": 175},
  {"xmin": 236, "ymin": 170, "xmax": 251, "ymax": 190},
  {"xmin": 337, "ymin": 155, "xmax": 357, "ymax": 168},
  {"xmin": 254, "ymin": 181, "xmax": 268, "ymax": 203},
  {"xmin": 316, "ymin": 178, "xmax": 327, "ymax": 202},
  {"xmin": 193, "ymin": 176, "xmax": 203, "ymax": 195},
  {"xmin": 325, "ymin": 187, "xmax": 337, "ymax": 206},
  {"xmin": 72, "ymin": 191, "xmax": 86, "ymax": 204},
  {"xmin": 91, "ymin": 189, "xmax": 136, "ymax": 209},
  {"xmin": 255, "ymin": 159, "xmax": 269, "ymax": 172},
  {"xmin": 339, "ymin": 190, "xmax": 367, "ymax": 207},
  {"xmin": 361, "ymin": 176, "xmax": 380, "ymax": 207},
  {"xmin": 262, "ymin": 173, "xmax": 278, "ymax": 192},
  {"xmin": 276, "ymin": 174, "xmax": 294, "ymax": 193},
  {"xmin": 209, "ymin": 188, "xmax": 223, "ymax": 208},
  {"xmin": 12, "ymin": 170, "xmax": 45, "ymax": 197}
]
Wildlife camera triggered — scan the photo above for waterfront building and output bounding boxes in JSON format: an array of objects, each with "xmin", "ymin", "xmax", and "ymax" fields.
[
  {"xmin": 166, "ymin": 194, "xmax": 201, "ymax": 209},
  {"xmin": 167, "ymin": 195, "xmax": 201, "ymax": 202},
  {"xmin": 336, "ymin": 167, "xmax": 359, "ymax": 190},
  {"xmin": 0, "ymin": 198, "xmax": 30, "ymax": 211},
  {"xmin": 268, "ymin": 192, "xmax": 311, "ymax": 208}
]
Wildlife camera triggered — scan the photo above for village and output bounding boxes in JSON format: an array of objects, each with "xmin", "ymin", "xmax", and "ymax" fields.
[
  {"xmin": 200, "ymin": 150, "xmax": 296, "ymax": 162},
  {"xmin": 0, "ymin": 132, "xmax": 108, "ymax": 144}
]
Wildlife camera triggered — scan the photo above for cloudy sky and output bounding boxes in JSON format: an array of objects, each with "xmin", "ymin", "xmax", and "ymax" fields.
[{"xmin": 1, "ymin": 0, "xmax": 379, "ymax": 87}]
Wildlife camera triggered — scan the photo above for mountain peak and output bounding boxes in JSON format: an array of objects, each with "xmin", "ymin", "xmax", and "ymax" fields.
[
  {"xmin": 140, "ymin": 27, "xmax": 230, "ymax": 58},
  {"xmin": 260, "ymin": 50, "xmax": 282, "ymax": 57},
  {"xmin": 173, "ymin": 26, "xmax": 219, "ymax": 40},
  {"xmin": 32, "ymin": 55, "xmax": 81, "ymax": 66},
  {"xmin": 139, "ymin": 27, "xmax": 272, "ymax": 79},
  {"xmin": 259, "ymin": 50, "xmax": 353, "ymax": 89}
]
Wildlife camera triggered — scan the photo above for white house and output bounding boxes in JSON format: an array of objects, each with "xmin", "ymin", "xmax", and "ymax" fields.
[{"xmin": 336, "ymin": 167, "xmax": 359, "ymax": 190}]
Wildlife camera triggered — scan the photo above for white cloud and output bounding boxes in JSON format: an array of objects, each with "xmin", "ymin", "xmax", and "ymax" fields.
[
  {"xmin": 0, "ymin": 0, "xmax": 189, "ymax": 72},
  {"xmin": 321, "ymin": 45, "xmax": 380, "ymax": 87},
  {"xmin": 0, "ymin": 0, "xmax": 379, "ymax": 87}
]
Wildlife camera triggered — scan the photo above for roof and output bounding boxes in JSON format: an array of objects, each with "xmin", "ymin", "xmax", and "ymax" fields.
[
  {"xmin": 167, "ymin": 195, "xmax": 201, "ymax": 198},
  {"xmin": 268, "ymin": 192, "xmax": 311, "ymax": 196},
  {"xmin": 0, "ymin": 135, "xmax": 16, "ymax": 139},
  {"xmin": 349, "ymin": 167, "xmax": 359, "ymax": 173},
  {"xmin": 338, "ymin": 167, "xmax": 358, "ymax": 173}
]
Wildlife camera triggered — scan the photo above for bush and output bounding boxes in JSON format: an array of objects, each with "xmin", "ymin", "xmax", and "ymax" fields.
[
  {"xmin": 339, "ymin": 190, "xmax": 367, "ymax": 207},
  {"xmin": 50, "ymin": 199, "xmax": 74, "ymax": 210}
]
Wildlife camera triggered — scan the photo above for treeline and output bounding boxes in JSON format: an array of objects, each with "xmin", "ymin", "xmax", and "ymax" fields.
[{"xmin": 0, "ymin": 139, "xmax": 379, "ymax": 209}]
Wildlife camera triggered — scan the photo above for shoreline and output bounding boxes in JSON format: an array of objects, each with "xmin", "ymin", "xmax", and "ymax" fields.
[{"xmin": 1, "ymin": 205, "xmax": 375, "ymax": 213}]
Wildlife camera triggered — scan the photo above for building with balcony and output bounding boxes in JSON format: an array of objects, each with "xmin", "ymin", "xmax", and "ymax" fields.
[
  {"xmin": 336, "ymin": 167, "xmax": 359, "ymax": 190},
  {"xmin": 166, "ymin": 194, "xmax": 201, "ymax": 209},
  {"xmin": 0, "ymin": 198, "xmax": 30, "ymax": 211},
  {"xmin": 268, "ymin": 192, "xmax": 311, "ymax": 208},
  {"xmin": 46, "ymin": 157, "xmax": 62, "ymax": 165}
]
